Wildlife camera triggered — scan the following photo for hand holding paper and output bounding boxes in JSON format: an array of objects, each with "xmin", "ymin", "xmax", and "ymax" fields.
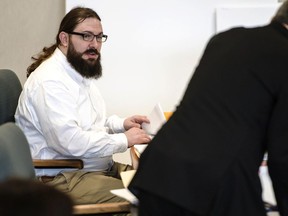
[
  {"xmin": 141, "ymin": 103, "xmax": 166, "ymax": 136},
  {"xmin": 133, "ymin": 103, "xmax": 167, "ymax": 156},
  {"xmin": 110, "ymin": 103, "xmax": 167, "ymax": 204}
]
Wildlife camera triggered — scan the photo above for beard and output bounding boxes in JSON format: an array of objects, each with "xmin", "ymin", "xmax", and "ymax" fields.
[{"xmin": 66, "ymin": 42, "xmax": 102, "ymax": 79}]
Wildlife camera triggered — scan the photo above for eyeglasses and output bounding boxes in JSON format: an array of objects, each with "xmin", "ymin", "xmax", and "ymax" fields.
[{"xmin": 67, "ymin": 32, "xmax": 108, "ymax": 43}]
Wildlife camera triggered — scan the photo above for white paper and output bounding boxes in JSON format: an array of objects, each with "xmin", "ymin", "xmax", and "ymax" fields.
[
  {"xmin": 259, "ymin": 166, "xmax": 276, "ymax": 205},
  {"xmin": 120, "ymin": 170, "xmax": 136, "ymax": 188},
  {"xmin": 133, "ymin": 144, "xmax": 148, "ymax": 157},
  {"xmin": 142, "ymin": 103, "xmax": 166, "ymax": 136},
  {"xmin": 110, "ymin": 188, "xmax": 138, "ymax": 205},
  {"xmin": 133, "ymin": 103, "xmax": 165, "ymax": 157},
  {"xmin": 110, "ymin": 170, "xmax": 138, "ymax": 204}
]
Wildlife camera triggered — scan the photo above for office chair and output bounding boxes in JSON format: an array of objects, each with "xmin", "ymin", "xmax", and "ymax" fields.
[
  {"xmin": 0, "ymin": 69, "xmax": 22, "ymax": 124},
  {"xmin": 0, "ymin": 122, "xmax": 35, "ymax": 181},
  {"xmin": 0, "ymin": 69, "xmax": 131, "ymax": 215},
  {"xmin": 0, "ymin": 69, "xmax": 84, "ymax": 169}
]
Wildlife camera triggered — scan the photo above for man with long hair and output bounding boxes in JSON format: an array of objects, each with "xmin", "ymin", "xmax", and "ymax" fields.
[
  {"xmin": 129, "ymin": 1, "xmax": 288, "ymax": 216},
  {"xmin": 15, "ymin": 7, "xmax": 151, "ymax": 205}
]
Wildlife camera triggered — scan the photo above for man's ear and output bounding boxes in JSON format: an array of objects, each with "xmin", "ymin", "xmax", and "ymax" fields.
[{"xmin": 59, "ymin": 31, "xmax": 69, "ymax": 47}]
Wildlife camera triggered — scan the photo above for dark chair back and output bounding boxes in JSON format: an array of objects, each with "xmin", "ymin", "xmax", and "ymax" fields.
[
  {"xmin": 0, "ymin": 69, "xmax": 22, "ymax": 124},
  {"xmin": 0, "ymin": 122, "xmax": 35, "ymax": 181}
]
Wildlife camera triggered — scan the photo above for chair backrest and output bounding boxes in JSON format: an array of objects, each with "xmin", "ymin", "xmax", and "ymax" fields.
[
  {"xmin": 0, "ymin": 122, "xmax": 35, "ymax": 181},
  {"xmin": 0, "ymin": 69, "xmax": 22, "ymax": 124}
]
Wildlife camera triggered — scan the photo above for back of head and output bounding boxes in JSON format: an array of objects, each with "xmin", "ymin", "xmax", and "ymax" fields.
[
  {"xmin": 0, "ymin": 178, "xmax": 73, "ymax": 216},
  {"xmin": 272, "ymin": 0, "xmax": 288, "ymax": 24}
]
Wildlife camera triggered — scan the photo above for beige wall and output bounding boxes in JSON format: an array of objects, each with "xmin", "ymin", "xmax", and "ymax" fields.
[{"xmin": 0, "ymin": 0, "xmax": 65, "ymax": 85}]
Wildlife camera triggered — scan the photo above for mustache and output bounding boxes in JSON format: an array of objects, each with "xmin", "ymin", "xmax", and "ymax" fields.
[{"xmin": 84, "ymin": 48, "xmax": 100, "ymax": 55}]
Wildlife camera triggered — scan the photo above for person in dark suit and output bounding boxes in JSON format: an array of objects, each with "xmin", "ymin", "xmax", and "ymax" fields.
[{"xmin": 128, "ymin": 2, "xmax": 288, "ymax": 216}]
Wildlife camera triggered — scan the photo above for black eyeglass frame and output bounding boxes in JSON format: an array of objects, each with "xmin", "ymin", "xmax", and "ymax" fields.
[{"xmin": 67, "ymin": 31, "xmax": 108, "ymax": 42}]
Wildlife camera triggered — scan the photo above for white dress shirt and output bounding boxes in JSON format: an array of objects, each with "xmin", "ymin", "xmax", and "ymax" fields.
[{"xmin": 15, "ymin": 48, "xmax": 128, "ymax": 176}]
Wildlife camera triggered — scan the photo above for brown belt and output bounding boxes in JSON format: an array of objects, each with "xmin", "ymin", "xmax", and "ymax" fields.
[{"xmin": 40, "ymin": 176, "xmax": 55, "ymax": 183}]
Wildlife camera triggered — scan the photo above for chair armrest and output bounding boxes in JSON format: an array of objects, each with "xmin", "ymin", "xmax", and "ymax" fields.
[
  {"xmin": 73, "ymin": 201, "xmax": 131, "ymax": 214},
  {"xmin": 33, "ymin": 159, "xmax": 83, "ymax": 169}
]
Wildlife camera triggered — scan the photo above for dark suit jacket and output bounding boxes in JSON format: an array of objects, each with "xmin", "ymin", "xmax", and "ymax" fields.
[{"xmin": 129, "ymin": 21, "xmax": 288, "ymax": 216}]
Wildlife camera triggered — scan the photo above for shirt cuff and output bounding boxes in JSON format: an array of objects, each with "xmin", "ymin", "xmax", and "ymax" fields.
[
  {"xmin": 112, "ymin": 133, "xmax": 128, "ymax": 153},
  {"xmin": 106, "ymin": 115, "xmax": 126, "ymax": 133}
]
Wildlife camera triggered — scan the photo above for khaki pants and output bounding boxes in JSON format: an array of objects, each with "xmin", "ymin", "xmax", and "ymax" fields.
[{"xmin": 39, "ymin": 162, "xmax": 133, "ymax": 205}]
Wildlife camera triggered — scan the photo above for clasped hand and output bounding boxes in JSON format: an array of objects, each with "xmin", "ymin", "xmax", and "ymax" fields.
[{"xmin": 124, "ymin": 115, "xmax": 151, "ymax": 147}]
